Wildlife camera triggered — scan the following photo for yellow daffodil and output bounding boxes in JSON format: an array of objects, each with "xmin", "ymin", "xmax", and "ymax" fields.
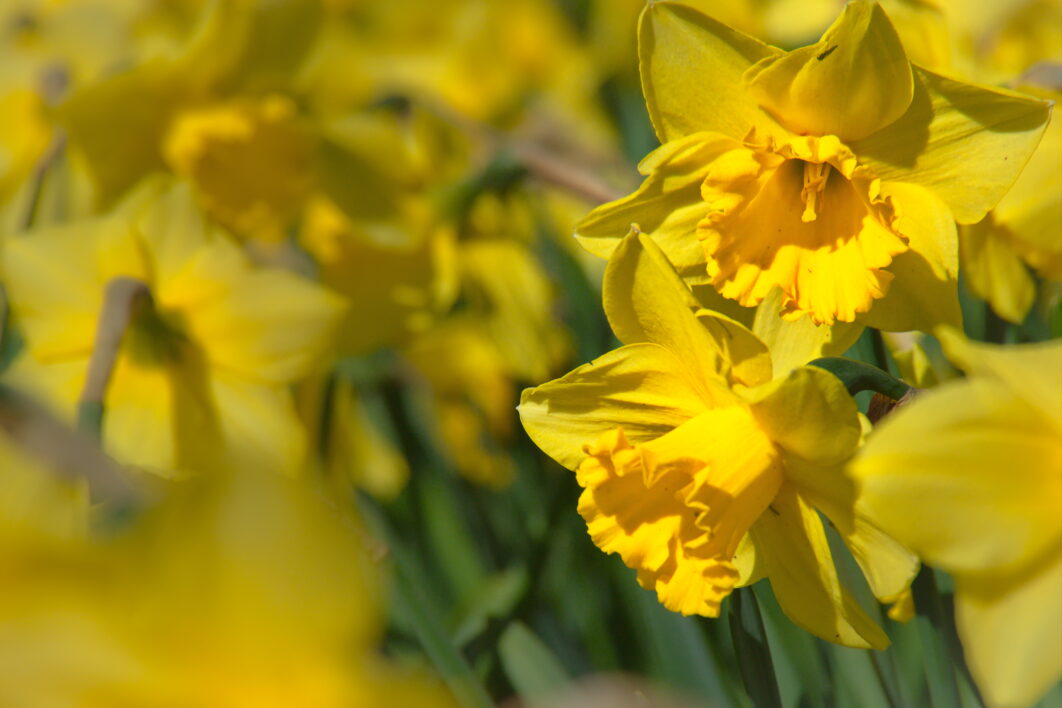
[
  {"xmin": 519, "ymin": 230, "xmax": 916, "ymax": 647},
  {"xmin": 404, "ymin": 319, "xmax": 517, "ymax": 487},
  {"xmin": 297, "ymin": 371, "xmax": 411, "ymax": 499},
  {"xmin": 58, "ymin": 0, "xmax": 324, "ymax": 230},
  {"xmin": 0, "ymin": 463, "xmax": 455, "ymax": 707},
  {"xmin": 850, "ymin": 331, "xmax": 1062, "ymax": 707},
  {"xmin": 1, "ymin": 181, "xmax": 346, "ymax": 476},
  {"xmin": 576, "ymin": 1, "xmax": 1051, "ymax": 330}
]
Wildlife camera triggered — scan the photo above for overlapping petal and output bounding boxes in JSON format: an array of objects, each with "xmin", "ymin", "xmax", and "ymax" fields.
[
  {"xmin": 744, "ymin": 1, "xmax": 914, "ymax": 141},
  {"xmin": 638, "ymin": 1, "xmax": 781, "ymax": 143},
  {"xmin": 852, "ymin": 67, "xmax": 1052, "ymax": 224}
]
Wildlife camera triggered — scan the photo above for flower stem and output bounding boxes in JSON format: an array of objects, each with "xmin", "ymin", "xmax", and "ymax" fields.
[
  {"xmin": 808, "ymin": 357, "xmax": 911, "ymax": 400},
  {"xmin": 78, "ymin": 277, "xmax": 153, "ymax": 440}
]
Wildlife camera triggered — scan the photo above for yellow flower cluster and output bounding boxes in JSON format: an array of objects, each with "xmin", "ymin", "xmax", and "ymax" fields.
[
  {"xmin": 518, "ymin": 2, "xmax": 1060, "ymax": 706},
  {"xmin": 0, "ymin": 0, "xmax": 1059, "ymax": 706}
]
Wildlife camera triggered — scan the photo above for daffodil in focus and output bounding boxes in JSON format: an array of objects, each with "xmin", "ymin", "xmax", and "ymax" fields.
[
  {"xmin": 577, "ymin": 1, "xmax": 1051, "ymax": 330},
  {"xmin": 850, "ymin": 331, "xmax": 1062, "ymax": 708},
  {"xmin": 1, "ymin": 181, "xmax": 346, "ymax": 476},
  {"xmin": 519, "ymin": 230, "xmax": 916, "ymax": 647}
]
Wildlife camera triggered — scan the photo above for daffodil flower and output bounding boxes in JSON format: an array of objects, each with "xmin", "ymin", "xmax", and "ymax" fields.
[
  {"xmin": 519, "ymin": 230, "xmax": 916, "ymax": 648},
  {"xmin": 2, "ymin": 181, "xmax": 346, "ymax": 476},
  {"xmin": 0, "ymin": 463, "xmax": 456, "ymax": 707},
  {"xmin": 851, "ymin": 331, "xmax": 1062, "ymax": 708},
  {"xmin": 576, "ymin": 1, "xmax": 1051, "ymax": 329}
]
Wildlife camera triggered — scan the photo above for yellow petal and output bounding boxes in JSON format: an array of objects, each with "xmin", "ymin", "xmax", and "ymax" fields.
[
  {"xmin": 574, "ymin": 132, "xmax": 737, "ymax": 283},
  {"xmin": 638, "ymin": 1, "xmax": 781, "ymax": 143},
  {"xmin": 209, "ymin": 373, "xmax": 309, "ymax": 476},
  {"xmin": 59, "ymin": 60, "xmax": 184, "ymax": 206},
  {"xmin": 604, "ymin": 230, "xmax": 769, "ymax": 386},
  {"xmin": 744, "ymin": 1, "xmax": 914, "ymax": 142},
  {"xmin": 851, "ymin": 377, "xmax": 1062, "ymax": 578},
  {"xmin": 102, "ymin": 356, "xmax": 181, "ymax": 474},
  {"xmin": 744, "ymin": 365, "xmax": 861, "ymax": 467},
  {"xmin": 938, "ymin": 330, "xmax": 1062, "ymax": 428},
  {"xmin": 694, "ymin": 310, "xmax": 773, "ymax": 387},
  {"xmin": 751, "ymin": 288, "xmax": 864, "ymax": 376},
  {"xmin": 959, "ymin": 217, "xmax": 1036, "ymax": 325},
  {"xmin": 955, "ymin": 555, "xmax": 1062, "ymax": 708},
  {"xmin": 749, "ymin": 485, "xmax": 889, "ymax": 649},
  {"xmin": 861, "ymin": 181, "xmax": 962, "ymax": 332},
  {"xmin": 300, "ymin": 196, "xmax": 440, "ymax": 356},
  {"xmin": 840, "ymin": 513, "xmax": 918, "ymax": 606},
  {"xmin": 184, "ymin": 268, "xmax": 347, "ymax": 385},
  {"xmin": 997, "ymin": 116, "xmax": 1062, "ymax": 281},
  {"xmin": 460, "ymin": 239, "xmax": 568, "ymax": 383},
  {"xmin": 518, "ymin": 343, "xmax": 724, "ymax": 470},
  {"xmin": 2, "ymin": 217, "xmax": 148, "ymax": 361},
  {"xmin": 851, "ymin": 67, "xmax": 1052, "ymax": 224}
]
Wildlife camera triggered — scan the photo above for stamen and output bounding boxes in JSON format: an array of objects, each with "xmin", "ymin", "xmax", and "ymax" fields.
[{"xmin": 800, "ymin": 161, "xmax": 831, "ymax": 223}]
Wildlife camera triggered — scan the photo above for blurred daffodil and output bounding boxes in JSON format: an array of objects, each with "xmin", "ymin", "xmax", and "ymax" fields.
[
  {"xmin": 0, "ymin": 461, "xmax": 454, "ymax": 707},
  {"xmin": 519, "ymin": 231, "xmax": 916, "ymax": 647},
  {"xmin": 577, "ymin": 1, "xmax": 1051, "ymax": 330},
  {"xmin": 851, "ymin": 331, "xmax": 1062, "ymax": 707},
  {"xmin": 2, "ymin": 182, "xmax": 345, "ymax": 476}
]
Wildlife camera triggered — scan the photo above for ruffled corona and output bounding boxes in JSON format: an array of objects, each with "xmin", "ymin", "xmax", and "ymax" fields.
[
  {"xmin": 163, "ymin": 95, "xmax": 314, "ymax": 241},
  {"xmin": 574, "ymin": 405, "xmax": 784, "ymax": 617},
  {"xmin": 698, "ymin": 133, "xmax": 908, "ymax": 325}
]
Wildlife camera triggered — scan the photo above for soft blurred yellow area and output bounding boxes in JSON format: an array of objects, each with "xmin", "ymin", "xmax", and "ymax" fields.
[{"xmin": 0, "ymin": 0, "xmax": 1059, "ymax": 704}]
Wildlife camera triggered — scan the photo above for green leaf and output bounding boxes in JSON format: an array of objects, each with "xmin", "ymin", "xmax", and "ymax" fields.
[
  {"xmin": 729, "ymin": 586, "xmax": 784, "ymax": 708},
  {"xmin": 498, "ymin": 621, "xmax": 571, "ymax": 701}
]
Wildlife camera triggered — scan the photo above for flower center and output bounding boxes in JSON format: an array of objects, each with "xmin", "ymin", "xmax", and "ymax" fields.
[
  {"xmin": 162, "ymin": 95, "xmax": 314, "ymax": 241},
  {"xmin": 697, "ymin": 134, "xmax": 908, "ymax": 325},
  {"xmin": 800, "ymin": 160, "xmax": 831, "ymax": 223},
  {"xmin": 123, "ymin": 297, "xmax": 189, "ymax": 368}
]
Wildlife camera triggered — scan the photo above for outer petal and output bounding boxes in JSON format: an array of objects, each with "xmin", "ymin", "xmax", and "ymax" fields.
[
  {"xmin": 955, "ymin": 556, "xmax": 1062, "ymax": 708},
  {"xmin": 744, "ymin": 1, "xmax": 914, "ymax": 142},
  {"xmin": 638, "ymin": 1, "xmax": 781, "ymax": 143},
  {"xmin": 939, "ymin": 330, "xmax": 1062, "ymax": 428},
  {"xmin": 851, "ymin": 377, "xmax": 1062, "ymax": 578},
  {"xmin": 742, "ymin": 362, "xmax": 919, "ymax": 604},
  {"xmin": 861, "ymin": 181, "xmax": 961, "ymax": 332},
  {"xmin": 185, "ymin": 268, "xmax": 347, "ymax": 385},
  {"xmin": 751, "ymin": 288, "xmax": 864, "ymax": 376},
  {"xmin": 604, "ymin": 230, "xmax": 770, "ymax": 387},
  {"xmin": 574, "ymin": 132, "xmax": 737, "ymax": 282},
  {"xmin": 518, "ymin": 343, "xmax": 724, "ymax": 470},
  {"xmin": 209, "ymin": 373, "xmax": 308, "ymax": 476},
  {"xmin": 2, "ymin": 218, "xmax": 148, "ymax": 361},
  {"xmin": 743, "ymin": 365, "xmax": 861, "ymax": 468},
  {"xmin": 852, "ymin": 67, "xmax": 1052, "ymax": 224},
  {"xmin": 59, "ymin": 61, "xmax": 184, "ymax": 205},
  {"xmin": 959, "ymin": 218, "xmax": 1036, "ymax": 325},
  {"xmin": 749, "ymin": 485, "xmax": 888, "ymax": 649}
]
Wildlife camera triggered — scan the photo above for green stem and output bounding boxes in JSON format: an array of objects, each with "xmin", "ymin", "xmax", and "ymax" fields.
[
  {"xmin": 729, "ymin": 587, "xmax": 784, "ymax": 708},
  {"xmin": 808, "ymin": 357, "xmax": 911, "ymax": 400}
]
